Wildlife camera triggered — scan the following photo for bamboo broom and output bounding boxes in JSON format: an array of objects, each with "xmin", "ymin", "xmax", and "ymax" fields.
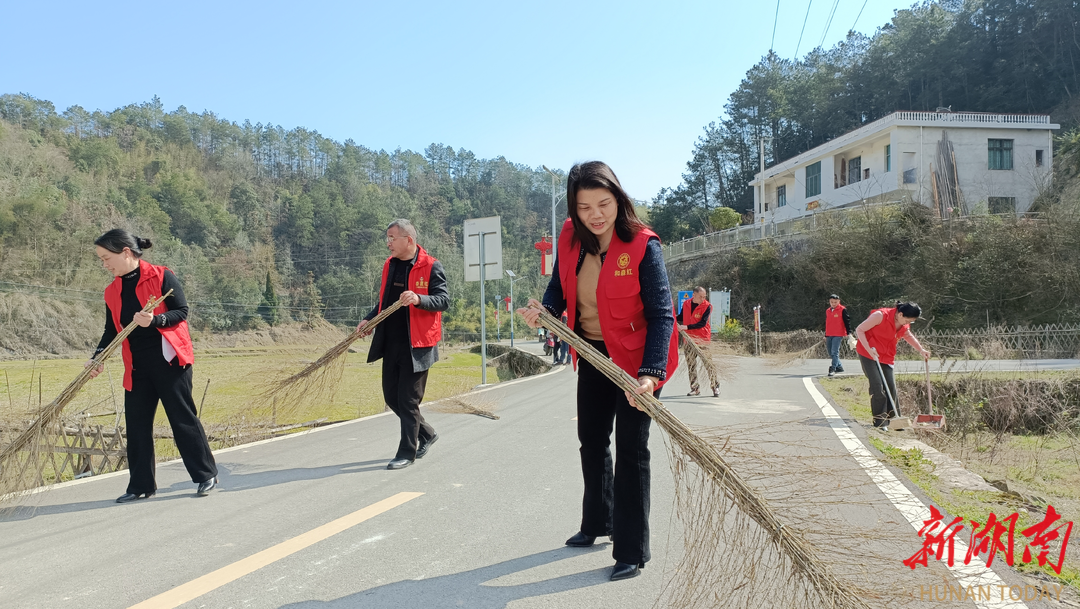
[
  {"xmin": 531, "ymin": 308, "xmax": 870, "ymax": 609},
  {"xmin": 677, "ymin": 328, "xmax": 736, "ymax": 385},
  {"xmin": 0, "ymin": 290, "xmax": 173, "ymax": 493},
  {"xmin": 257, "ymin": 300, "xmax": 405, "ymax": 411}
]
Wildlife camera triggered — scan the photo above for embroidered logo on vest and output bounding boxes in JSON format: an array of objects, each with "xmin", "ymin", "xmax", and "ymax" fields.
[
  {"xmin": 617, "ymin": 253, "xmax": 630, "ymax": 269},
  {"xmin": 415, "ymin": 277, "xmax": 429, "ymax": 290}
]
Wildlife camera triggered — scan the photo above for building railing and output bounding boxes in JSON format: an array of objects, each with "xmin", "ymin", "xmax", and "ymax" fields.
[{"xmin": 890, "ymin": 111, "xmax": 1051, "ymax": 125}]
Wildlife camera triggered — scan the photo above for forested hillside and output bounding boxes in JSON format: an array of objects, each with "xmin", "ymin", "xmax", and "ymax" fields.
[
  {"xmin": 0, "ymin": 95, "xmax": 562, "ymax": 356},
  {"xmin": 650, "ymin": 0, "xmax": 1080, "ymax": 240}
]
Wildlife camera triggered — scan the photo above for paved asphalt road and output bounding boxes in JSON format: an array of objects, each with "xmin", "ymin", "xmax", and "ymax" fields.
[{"xmin": 1, "ymin": 354, "xmax": 1076, "ymax": 609}]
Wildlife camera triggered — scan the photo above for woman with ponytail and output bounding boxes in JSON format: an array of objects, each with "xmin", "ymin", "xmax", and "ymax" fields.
[
  {"xmin": 854, "ymin": 301, "xmax": 931, "ymax": 431},
  {"xmin": 86, "ymin": 229, "xmax": 218, "ymax": 502}
]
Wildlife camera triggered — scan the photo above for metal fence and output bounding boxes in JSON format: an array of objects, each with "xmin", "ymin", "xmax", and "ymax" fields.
[{"xmin": 918, "ymin": 324, "xmax": 1080, "ymax": 359}]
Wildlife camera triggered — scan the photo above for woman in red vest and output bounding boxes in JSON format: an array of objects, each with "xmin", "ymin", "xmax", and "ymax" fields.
[
  {"xmin": 86, "ymin": 229, "xmax": 218, "ymax": 502},
  {"xmin": 855, "ymin": 301, "xmax": 931, "ymax": 431},
  {"xmin": 519, "ymin": 161, "xmax": 678, "ymax": 582}
]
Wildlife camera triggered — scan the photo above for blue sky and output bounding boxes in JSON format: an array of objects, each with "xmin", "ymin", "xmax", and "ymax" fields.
[{"xmin": 3, "ymin": 0, "xmax": 916, "ymax": 200}]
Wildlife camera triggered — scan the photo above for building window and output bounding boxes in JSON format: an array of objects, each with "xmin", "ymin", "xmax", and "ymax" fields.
[
  {"xmin": 1036, "ymin": 149, "xmax": 1044, "ymax": 167},
  {"xmin": 776, "ymin": 185, "xmax": 786, "ymax": 207},
  {"xmin": 988, "ymin": 197, "xmax": 1016, "ymax": 214},
  {"xmin": 885, "ymin": 145, "xmax": 891, "ymax": 172},
  {"xmin": 805, "ymin": 162, "xmax": 821, "ymax": 197},
  {"xmin": 988, "ymin": 139, "xmax": 1013, "ymax": 170},
  {"xmin": 848, "ymin": 157, "xmax": 862, "ymax": 184}
]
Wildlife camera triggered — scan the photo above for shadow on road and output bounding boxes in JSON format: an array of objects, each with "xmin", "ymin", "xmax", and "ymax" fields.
[
  {"xmin": 0, "ymin": 460, "xmax": 388, "ymax": 521},
  {"xmin": 218, "ymin": 459, "xmax": 389, "ymax": 491},
  {"xmin": 276, "ymin": 546, "xmax": 612, "ymax": 609}
]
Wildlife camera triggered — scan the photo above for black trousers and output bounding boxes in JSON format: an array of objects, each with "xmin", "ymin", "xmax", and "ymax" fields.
[
  {"xmin": 859, "ymin": 355, "xmax": 897, "ymax": 427},
  {"xmin": 125, "ymin": 355, "xmax": 217, "ymax": 494},
  {"xmin": 576, "ymin": 339, "xmax": 657, "ymax": 565},
  {"xmin": 381, "ymin": 341, "xmax": 435, "ymax": 460}
]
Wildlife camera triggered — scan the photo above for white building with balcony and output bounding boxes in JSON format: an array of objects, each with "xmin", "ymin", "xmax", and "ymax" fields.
[{"xmin": 751, "ymin": 111, "xmax": 1058, "ymax": 223}]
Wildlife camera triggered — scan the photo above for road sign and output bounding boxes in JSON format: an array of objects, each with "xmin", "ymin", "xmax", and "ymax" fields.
[
  {"xmin": 677, "ymin": 290, "xmax": 693, "ymax": 313},
  {"xmin": 465, "ymin": 217, "xmax": 502, "ymax": 282}
]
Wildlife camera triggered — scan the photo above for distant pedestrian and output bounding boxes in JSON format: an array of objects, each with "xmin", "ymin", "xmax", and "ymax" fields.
[
  {"xmin": 676, "ymin": 287, "xmax": 720, "ymax": 397},
  {"xmin": 824, "ymin": 294, "xmax": 853, "ymax": 376},
  {"xmin": 557, "ymin": 312, "xmax": 571, "ymax": 364},
  {"xmin": 551, "ymin": 334, "xmax": 563, "ymax": 364},
  {"xmin": 854, "ymin": 302, "xmax": 931, "ymax": 431}
]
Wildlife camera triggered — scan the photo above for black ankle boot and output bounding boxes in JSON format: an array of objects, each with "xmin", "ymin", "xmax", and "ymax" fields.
[
  {"xmin": 565, "ymin": 531, "xmax": 597, "ymax": 547},
  {"xmin": 611, "ymin": 561, "xmax": 644, "ymax": 580}
]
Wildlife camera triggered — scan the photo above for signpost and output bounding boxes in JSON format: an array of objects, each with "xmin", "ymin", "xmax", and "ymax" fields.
[
  {"xmin": 465, "ymin": 216, "xmax": 503, "ymax": 385},
  {"xmin": 753, "ymin": 304, "xmax": 762, "ymax": 356},
  {"xmin": 710, "ymin": 289, "xmax": 731, "ymax": 333},
  {"xmin": 505, "ymin": 270, "xmax": 524, "ymax": 347}
]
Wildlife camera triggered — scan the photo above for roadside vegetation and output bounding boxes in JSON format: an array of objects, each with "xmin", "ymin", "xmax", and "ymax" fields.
[{"xmin": 822, "ymin": 370, "xmax": 1080, "ymax": 591}]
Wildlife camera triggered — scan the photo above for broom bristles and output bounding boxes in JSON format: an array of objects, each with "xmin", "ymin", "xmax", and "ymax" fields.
[
  {"xmin": 0, "ymin": 290, "xmax": 173, "ymax": 495},
  {"xmin": 678, "ymin": 328, "xmax": 738, "ymax": 383},
  {"xmin": 254, "ymin": 300, "xmax": 406, "ymax": 417},
  {"xmin": 534, "ymin": 310, "xmax": 869, "ymax": 609}
]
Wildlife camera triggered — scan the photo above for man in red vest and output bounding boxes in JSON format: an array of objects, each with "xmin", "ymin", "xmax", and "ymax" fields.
[
  {"xmin": 825, "ymin": 294, "xmax": 853, "ymax": 376},
  {"xmin": 677, "ymin": 287, "xmax": 719, "ymax": 397},
  {"xmin": 357, "ymin": 219, "xmax": 449, "ymax": 470}
]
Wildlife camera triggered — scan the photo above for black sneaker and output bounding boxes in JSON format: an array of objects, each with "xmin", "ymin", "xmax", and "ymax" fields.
[
  {"xmin": 827, "ymin": 366, "xmax": 835, "ymax": 377},
  {"xmin": 835, "ymin": 366, "xmax": 845, "ymax": 374}
]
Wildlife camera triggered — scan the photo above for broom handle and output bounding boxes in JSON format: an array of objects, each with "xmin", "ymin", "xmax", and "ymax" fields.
[
  {"xmin": 924, "ymin": 357, "xmax": 934, "ymax": 416},
  {"xmin": 354, "ymin": 299, "xmax": 404, "ymax": 340},
  {"xmin": 875, "ymin": 359, "xmax": 900, "ymax": 418},
  {"xmin": 0, "ymin": 290, "xmax": 173, "ymax": 463},
  {"xmin": 90, "ymin": 289, "xmax": 174, "ymax": 367},
  {"xmin": 677, "ymin": 328, "xmax": 707, "ymax": 361},
  {"xmin": 531, "ymin": 309, "xmax": 663, "ymax": 412}
]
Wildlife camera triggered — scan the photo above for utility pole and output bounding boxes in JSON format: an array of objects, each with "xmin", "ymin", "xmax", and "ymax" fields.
[
  {"xmin": 543, "ymin": 165, "xmax": 560, "ymax": 258},
  {"xmin": 759, "ymin": 136, "xmax": 766, "ymax": 222}
]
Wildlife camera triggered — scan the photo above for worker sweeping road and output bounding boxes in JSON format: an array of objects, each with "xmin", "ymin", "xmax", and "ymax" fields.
[
  {"xmin": 677, "ymin": 286, "xmax": 720, "ymax": 397},
  {"xmin": 356, "ymin": 219, "xmax": 450, "ymax": 471},
  {"xmin": 518, "ymin": 161, "xmax": 678, "ymax": 582},
  {"xmin": 86, "ymin": 229, "xmax": 218, "ymax": 503},
  {"xmin": 854, "ymin": 301, "xmax": 931, "ymax": 431}
]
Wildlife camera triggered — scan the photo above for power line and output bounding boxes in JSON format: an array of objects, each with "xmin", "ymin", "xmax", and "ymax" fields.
[
  {"xmin": 771, "ymin": 0, "xmax": 782, "ymax": 51},
  {"xmin": 819, "ymin": 0, "xmax": 842, "ymax": 48},
  {"xmin": 794, "ymin": 0, "xmax": 814, "ymax": 58},
  {"xmin": 850, "ymin": 0, "xmax": 869, "ymax": 32},
  {"xmin": 0, "ymin": 280, "xmax": 371, "ymax": 312}
]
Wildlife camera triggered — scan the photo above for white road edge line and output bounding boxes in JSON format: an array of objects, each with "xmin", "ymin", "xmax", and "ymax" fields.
[
  {"xmin": 14, "ymin": 362, "xmax": 567, "ymax": 496},
  {"xmin": 801, "ymin": 377, "xmax": 1028, "ymax": 609}
]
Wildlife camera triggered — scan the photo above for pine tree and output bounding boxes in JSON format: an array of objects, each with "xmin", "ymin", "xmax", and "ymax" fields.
[{"xmin": 257, "ymin": 271, "xmax": 280, "ymax": 326}]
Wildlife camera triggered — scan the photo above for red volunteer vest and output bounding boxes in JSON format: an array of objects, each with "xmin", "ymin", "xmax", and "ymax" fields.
[
  {"xmin": 376, "ymin": 246, "xmax": 442, "ymax": 348},
  {"xmin": 856, "ymin": 307, "xmax": 909, "ymax": 366},
  {"xmin": 681, "ymin": 299, "xmax": 711, "ymax": 342},
  {"xmin": 103, "ymin": 259, "xmax": 195, "ymax": 391},
  {"xmin": 557, "ymin": 219, "xmax": 679, "ymax": 387},
  {"xmin": 825, "ymin": 304, "xmax": 847, "ymax": 337}
]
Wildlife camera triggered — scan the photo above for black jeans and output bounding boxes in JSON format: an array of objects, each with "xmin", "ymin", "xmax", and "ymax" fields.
[
  {"xmin": 381, "ymin": 340, "xmax": 435, "ymax": 460},
  {"xmin": 576, "ymin": 338, "xmax": 657, "ymax": 565},
  {"xmin": 125, "ymin": 355, "xmax": 217, "ymax": 494},
  {"xmin": 859, "ymin": 355, "xmax": 897, "ymax": 427}
]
